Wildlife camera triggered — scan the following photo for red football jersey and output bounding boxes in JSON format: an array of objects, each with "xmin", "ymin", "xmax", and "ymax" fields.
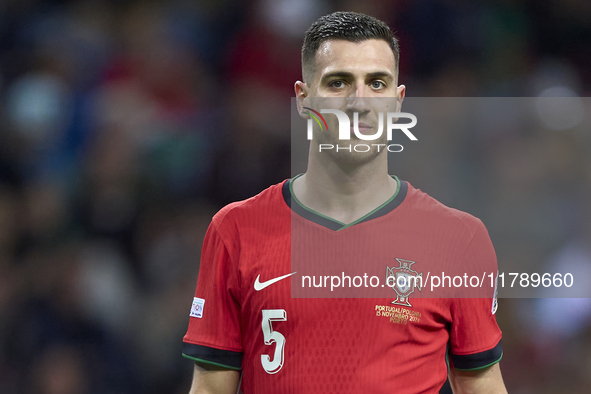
[{"xmin": 183, "ymin": 177, "xmax": 502, "ymax": 393}]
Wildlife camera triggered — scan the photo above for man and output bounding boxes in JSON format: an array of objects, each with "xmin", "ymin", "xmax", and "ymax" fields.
[{"xmin": 183, "ymin": 12, "xmax": 507, "ymax": 393}]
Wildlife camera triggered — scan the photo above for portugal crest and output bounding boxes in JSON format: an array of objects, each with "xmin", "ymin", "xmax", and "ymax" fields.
[{"xmin": 386, "ymin": 259, "xmax": 422, "ymax": 307}]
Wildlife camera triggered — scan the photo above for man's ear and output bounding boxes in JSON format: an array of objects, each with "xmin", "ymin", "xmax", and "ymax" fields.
[
  {"xmin": 395, "ymin": 84, "xmax": 406, "ymax": 112},
  {"xmin": 295, "ymin": 81, "xmax": 309, "ymax": 119}
]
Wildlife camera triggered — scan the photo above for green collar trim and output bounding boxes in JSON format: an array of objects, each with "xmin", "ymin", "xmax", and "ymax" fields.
[{"xmin": 283, "ymin": 174, "xmax": 407, "ymax": 231}]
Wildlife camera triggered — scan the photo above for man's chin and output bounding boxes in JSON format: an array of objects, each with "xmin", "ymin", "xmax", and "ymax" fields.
[{"xmin": 316, "ymin": 144, "xmax": 386, "ymax": 165}]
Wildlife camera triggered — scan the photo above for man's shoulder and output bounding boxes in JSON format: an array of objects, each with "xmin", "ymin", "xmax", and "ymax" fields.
[
  {"xmin": 211, "ymin": 179, "xmax": 288, "ymax": 228},
  {"xmin": 404, "ymin": 180, "xmax": 486, "ymax": 237}
]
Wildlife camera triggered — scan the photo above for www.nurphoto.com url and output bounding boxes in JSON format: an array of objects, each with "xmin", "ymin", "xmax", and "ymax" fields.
[{"xmin": 300, "ymin": 272, "xmax": 574, "ymax": 292}]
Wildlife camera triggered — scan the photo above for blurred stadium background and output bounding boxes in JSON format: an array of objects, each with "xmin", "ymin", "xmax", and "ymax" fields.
[{"xmin": 0, "ymin": 0, "xmax": 590, "ymax": 393}]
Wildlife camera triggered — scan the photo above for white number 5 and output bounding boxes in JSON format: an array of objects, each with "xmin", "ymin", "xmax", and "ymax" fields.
[{"xmin": 261, "ymin": 309, "xmax": 287, "ymax": 374}]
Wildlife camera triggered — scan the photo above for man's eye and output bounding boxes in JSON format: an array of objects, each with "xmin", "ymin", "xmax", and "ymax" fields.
[
  {"xmin": 371, "ymin": 81, "xmax": 385, "ymax": 89},
  {"xmin": 330, "ymin": 80, "xmax": 344, "ymax": 88}
]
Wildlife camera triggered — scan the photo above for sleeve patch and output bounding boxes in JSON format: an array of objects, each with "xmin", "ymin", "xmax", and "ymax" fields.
[
  {"xmin": 182, "ymin": 342, "xmax": 243, "ymax": 370},
  {"xmin": 451, "ymin": 340, "xmax": 503, "ymax": 371},
  {"xmin": 190, "ymin": 297, "xmax": 205, "ymax": 318}
]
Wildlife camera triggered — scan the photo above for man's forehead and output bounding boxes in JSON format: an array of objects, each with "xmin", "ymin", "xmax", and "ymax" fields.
[{"xmin": 314, "ymin": 39, "xmax": 397, "ymax": 77}]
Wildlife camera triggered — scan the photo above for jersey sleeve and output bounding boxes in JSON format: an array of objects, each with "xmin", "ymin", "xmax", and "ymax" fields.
[
  {"xmin": 449, "ymin": 220, "xmax": 503, "ymax": 371},
  {"xmin": 182, "ymin": 219, "xmax": 243, "ymax": 370}
]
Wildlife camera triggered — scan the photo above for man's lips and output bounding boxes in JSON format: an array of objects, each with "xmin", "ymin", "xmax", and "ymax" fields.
[{"xmin": 350, "ymin": 122, "xmax": 373, "ymax": 135}]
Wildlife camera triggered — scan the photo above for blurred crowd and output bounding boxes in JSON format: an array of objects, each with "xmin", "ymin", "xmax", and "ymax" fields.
[{"xmin": 0, "ymin": 0, "xmax": 590, "ymax": 393}]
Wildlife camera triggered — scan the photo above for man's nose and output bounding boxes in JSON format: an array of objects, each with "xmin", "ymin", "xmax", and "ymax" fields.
[{"xmin": 346, "ymin": 85, "xmax": 372, "ymax": 114}]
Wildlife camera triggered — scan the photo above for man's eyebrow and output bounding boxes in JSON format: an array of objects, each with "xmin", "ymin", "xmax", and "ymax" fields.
[
  {"xmin": 320, "ymin": 71, "xmax": 394, "ymax": 82},
  {"xmin": 365, "ymin": 71, "xmax": 394, "ymax": 81},
  {"xmin": 320, "ymin": 71, "xmax": 354, "ymax": 81}
]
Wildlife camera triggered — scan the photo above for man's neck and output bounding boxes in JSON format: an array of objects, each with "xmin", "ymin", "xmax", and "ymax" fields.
[{"xmin": 291, "ymin": 153, "xmax": 397, "ymax": 225}]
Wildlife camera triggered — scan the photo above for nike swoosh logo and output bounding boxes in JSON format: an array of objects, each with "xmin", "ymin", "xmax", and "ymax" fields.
[{"xmin": 254, "ymin": 272, "xmax": 297, "ymax": 291}]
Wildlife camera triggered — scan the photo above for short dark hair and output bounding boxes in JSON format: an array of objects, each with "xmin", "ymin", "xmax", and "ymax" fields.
[{"xmin": 301, "ymin": 11, "xmax": 400, "ymax": 83}]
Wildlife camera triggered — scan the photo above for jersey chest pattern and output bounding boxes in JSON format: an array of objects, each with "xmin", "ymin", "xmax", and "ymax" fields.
[{"xmin": 236, "ymin": 222, "xmax": 452, "ymax": 393}]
